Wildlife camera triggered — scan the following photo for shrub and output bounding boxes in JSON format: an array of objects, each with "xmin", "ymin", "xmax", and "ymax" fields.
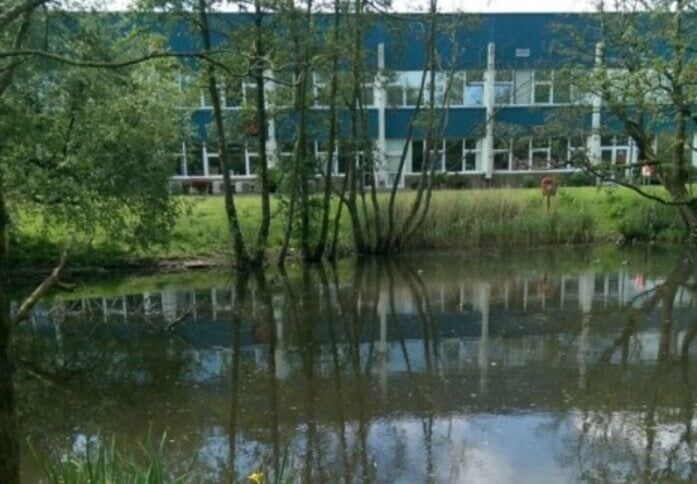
[
  {"xmin": 521, "ymin": 175, "xmax": 537, "ymax": 189},
  {"xmin": 567, "ymin": 171, "xmax": 594, "ymax": 187},
  {"xmin": 443, "ymin": 174, "xmax": 469, "ymax": 189},
  {"xmin": 617, "ymin": 201, "xmax": 684, "ymax": 242},
  {"xmin": 266, "ymin": 167, "xmax": 283, "ymax": 193}
]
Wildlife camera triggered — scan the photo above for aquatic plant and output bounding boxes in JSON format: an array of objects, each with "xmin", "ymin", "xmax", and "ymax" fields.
[{"xmin": 33, "ymin": 433, "xmax": 189, "ymax": 484}]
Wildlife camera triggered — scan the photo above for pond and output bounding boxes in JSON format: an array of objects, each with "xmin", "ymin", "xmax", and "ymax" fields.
[{"xmin": 6, "ymin": 246, "xmax": 697, "ymax": 482}]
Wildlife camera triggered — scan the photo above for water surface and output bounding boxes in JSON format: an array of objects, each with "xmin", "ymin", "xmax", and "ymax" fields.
[{"xmin": 8, "ymin": 246, "xmax": 697, "ymax": 482}]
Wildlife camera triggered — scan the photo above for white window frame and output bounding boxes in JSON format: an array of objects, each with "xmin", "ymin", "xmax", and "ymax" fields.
[
  {"xmin": 465, "ymin": 70, "xmax": 485, "ymax": 106},
  {"xmin": 532, "ymin": 70, "xmax": 553, "ymax": 105},
  {"xmin": 529, "ymin": 138, "xmax": 552, "ymax": 169},
  {"xmin": 494, "ymin": 70, "xmax": 514, "ymax": 105}
]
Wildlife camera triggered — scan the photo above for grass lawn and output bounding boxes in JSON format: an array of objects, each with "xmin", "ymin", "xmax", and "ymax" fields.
[{"xmin": 10, "ymin": 185, "xmax": 688, "ymax": 268}]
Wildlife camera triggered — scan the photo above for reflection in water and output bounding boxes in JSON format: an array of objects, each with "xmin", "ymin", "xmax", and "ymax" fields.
[{"xmin": 5, "ymin": 248, "xmax": 697, "ymax": 482}]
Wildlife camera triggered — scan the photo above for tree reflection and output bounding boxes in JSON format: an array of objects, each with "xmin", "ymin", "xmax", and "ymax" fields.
[
  {"xmin": 8, "ymin": 248, "xmax": 697, "ymax": 482},
  {"xmin": 0, "ymin": 271, "xmax": 18, "ymax": 483},
  {"xmin": 568, "ymin": 253, "xmax": 697, "ymax": 481}
]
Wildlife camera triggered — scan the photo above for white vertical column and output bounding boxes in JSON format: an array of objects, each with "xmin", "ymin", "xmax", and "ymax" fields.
[
  {"xmin": 181, "ymin": 142, "xmax": 188, "ymax": 176},
  {"xmin": 477, "ymin": 283, "xmax": 491, "ymax": 394},
  {"xmin": 587, "ymin": 42, "xmax": 604, "ymax": 163},
  {"xmin": 264, "ymin": 68, "xmax": 278, "ymax": 167},
  {"xmin": 378, "ymin": 289, "xmax": 388, "ymax": 396},
  {"xmin": 202, "ymin": 144, "xmax": 210, "ymax": 177},
  {"xmin": 161, "ymin": 290, "xmax": 177, "ymax": 323},
  {"xmin": 691, "ymin": 133, "xmax": 697, "ymax": 168},
  {"xmin": 274, "ymin": 304, "xmax": 289, "ymax": 380},
  {"xmin": 578, "ymin": 270, "xmax": 594, "ymax": 390},
  {"xmin": 579, "ymin": 270, "xmax": 595, "ymax": 315},
  {"xmin": 376, "ymin": 43, "xmax": 388, "ymax": 186},
  {"xmin": 482, "ymin": 42, "xmax": 496, "ymax": 180}
]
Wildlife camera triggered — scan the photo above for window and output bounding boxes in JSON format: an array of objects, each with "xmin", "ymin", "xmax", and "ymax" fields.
[
  {"xmin": 601, "ymin": 135, "xmax": 633, "ymax": 165},
  {"xmin": 553, "ymin": 76, "xmax": 571, "ymax": 104},
  {"xmin": 530, "ymin": 138, "xmax": 551, "ymax": 169},
  {"xmin": 493, "ymin": 138, "xmax": 510, "ymax": 170},
  {"xmin": 464, "ymin": 138, "xmax": 480, "ymax": 171},
  {"xmin": 316, "ymin": 141, "xmax": 339, "ymax": 174},
  {"xmin": 243, "ymin": 81, "xmax": 258, "ymax": 107},
  {"xmin": 404, "ymin": 71, "xmax": 424, "ymax": 107},
  {"xmin": 512, "ymin": 138, "xmax": 530, "ymax": 170},
  {"xmin": 208, "ymin": 154, "xmax": 222, "ymax": 175},
  {"xmin": 227, "ymin": 143, "xmax": 246, "ymax": 175},
  {"xmin": 187, "ymin": 142, "xmax": 204, "ymax": 175},
  {"xmin": 387, "ymin": 85, "xmax": 404, "ymax": 107},
  {"xmin": 313, "ymin": 73, "xmax": 327, "ymax": 106},
  {"xmin": 465, "ymin": 70, "xmax": 484, "ymax": 106},
  {"xmin": 443, "ymin": 75, "xmax": 464, "ymax": 106},
  {"xmin": 361, "ymin": 85, "xmax": 375, "ymax": 107},
  {"xmin": 495, "ymin": 70, "xmax": 514, "ymax": 105},
  {"xmin": 174, "ymin": 143, "xmax": 187, "ymax": 176},
  {"xmin": 445, "ymin": 140, "xmax": 463, "ymax": 172},
  {"xmin": 412, "ymin": 140, "xmax": 425, "ymax": 173},
  {"xmin": 278, "ymin": 142, "xmax": 294, "ymax": 169},
  {"xmin": 533, "ymin": 70, "xmax": 552, "ymax": 104}
]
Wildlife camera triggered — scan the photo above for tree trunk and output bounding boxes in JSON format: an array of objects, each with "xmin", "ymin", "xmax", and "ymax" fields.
[
  {"xmin": 0, "ymin": 180, "xmax": 19, "ymax": 484},
  {"xmin": 251, "ymin": 0, "xmax": 270, "ymax": 266},
  {"xmin": 278, "ymin": 0, "xmax": 311, "ymax": 266},
  {"xmin": 197, "ymin": 0, "xmax": 249, "ymax": 269},
  {"xmin": 344, "ymin": 2, "xmax": 367, "ymax": 254},
  {"xmin": 310, "ymin": 0, "xmax": 341, "ymax": 262}
]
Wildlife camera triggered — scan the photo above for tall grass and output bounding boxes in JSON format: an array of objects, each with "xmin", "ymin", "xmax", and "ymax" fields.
[
  {"xmin": 33, "ymin": 433, "xmax": 188, "ymax": 484},
  {"xmin": 390, "ymin": 190, "xmax": 596, "ymax": 250},
  {"xmin": 12, "ymin": 187, "xmax": 690, "ymax": 267}
]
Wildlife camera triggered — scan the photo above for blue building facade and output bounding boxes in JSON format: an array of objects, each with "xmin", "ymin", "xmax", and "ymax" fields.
[{"xmin": 169, "ymin": 13, "xmax": 697, "ymax": 190}]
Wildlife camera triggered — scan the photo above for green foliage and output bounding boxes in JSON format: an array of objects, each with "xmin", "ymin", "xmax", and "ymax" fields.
[
  {"xmin": 0, "ymin": 10, "xmax": 185, "ymax": 263},
  {"xmin": 616, "ymin": 201, "xmax": 685, "ymax": 242},
  {"xmin": 567, "ymin": 171, "xmax": 594, "ymax": 187},
  {"xmin": 521, "ymin": 175, "xmax": 537, "ymax": 189},
  {"xmin": 442, "ymin": 174, "xmax": 469, "ymax": 189},
  {"xmin": 33, "ymin": 433, "xmax": 189, "ymax": 484},
  {"xmin": 265, "ymin": 167, "xmax": 284, "ymax": 194}
]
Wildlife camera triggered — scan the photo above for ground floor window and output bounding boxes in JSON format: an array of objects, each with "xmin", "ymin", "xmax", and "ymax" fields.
[
  {"xmin": 411, "ymin": 138, "xmax": 481, "ymax": 173},
  {"xmin": 173, "ymin": 142, "xmax": 187, "ymax": 176},
  {"xmin": 493, "ymin": 138, "xmax": 511, "ymax": 171},
  {"xmin": 186, "ymin": 142, "xmax": 204, "ymax": 176},
  {"xmin": 601, "ymin": 135, "xmax": 633, "ymax": 165}
]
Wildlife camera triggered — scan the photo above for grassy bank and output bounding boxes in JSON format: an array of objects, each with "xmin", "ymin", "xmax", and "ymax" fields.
[{"xmin": 12, "ymin": 186, "xmax": 687, "ymax": 268}]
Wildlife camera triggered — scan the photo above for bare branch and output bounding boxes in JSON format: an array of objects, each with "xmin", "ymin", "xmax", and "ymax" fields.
[
  {"xmin": 0, "ymin": 48, "xmax": 233, "ymax": 72},
  {"xmin": 12, "ymin": 249, "xmax": 68, "ymax": 325}
]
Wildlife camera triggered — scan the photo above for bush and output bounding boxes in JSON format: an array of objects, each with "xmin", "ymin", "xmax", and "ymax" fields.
[
  {"xmin": 443, "ymin": 174, "xmax": 469, "ymax": 189},
  {"xmin": 266, "ymin": 167, "xmax": 283, "ymax": 193},
  {"xmin": 567, "ymin": 171, "xmax": 594, "ymax": 187},
  {"xmin": 617, "ymin": 201, "xmax": 684, "ymax": 242},
  {"xmin": 521, "ymin": 175, "xmax": 537, "ymax": 189}
]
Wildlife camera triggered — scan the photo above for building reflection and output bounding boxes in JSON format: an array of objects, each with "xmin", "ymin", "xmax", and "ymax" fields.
[{"xmin": 8, "ymin": 252, "xmax": 697, "ymax": 482}]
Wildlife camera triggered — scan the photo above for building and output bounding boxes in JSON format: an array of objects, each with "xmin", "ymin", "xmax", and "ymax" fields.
[{"xmin": 168, "ymin": 13, "xmax": 697, "ymax": 192}]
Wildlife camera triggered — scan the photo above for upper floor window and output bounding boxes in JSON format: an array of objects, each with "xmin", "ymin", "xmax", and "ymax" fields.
[
  {"xmin": 465, "ymin": 70, "xmax": 484, "ymax": 106},
  {"xmin": 533, "ymin": 70, "xmax": 553, "ymax": 104},
  {"xmin": 495, "ymin": 70, "xmax": 514, "ymax": 105}
]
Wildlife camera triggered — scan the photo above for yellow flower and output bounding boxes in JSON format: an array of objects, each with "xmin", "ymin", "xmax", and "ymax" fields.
[{"xmin": 247, "ymin": 471, "xmax": 264, "ymax": 483}]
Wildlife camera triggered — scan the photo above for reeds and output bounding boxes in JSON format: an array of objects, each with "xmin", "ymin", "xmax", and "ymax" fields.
[{"xmin": 33, "ymin": 433, "xmax": 189, "ymax": 484}]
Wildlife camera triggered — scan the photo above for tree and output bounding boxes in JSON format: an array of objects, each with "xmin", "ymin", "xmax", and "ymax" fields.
[
  {"xmin": 0, "ymin": 5, "xmax": 187, "ymax": 481},
  {"xmin": 551, "ymin": 0, "xmax": 697, "ymax": 244}
]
